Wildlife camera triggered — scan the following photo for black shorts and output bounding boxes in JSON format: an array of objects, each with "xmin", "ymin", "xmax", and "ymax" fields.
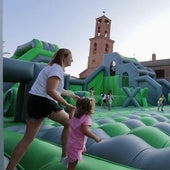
[{"xmin": 27, "ymin": 94, "xmax": 63, "ymax": 119}]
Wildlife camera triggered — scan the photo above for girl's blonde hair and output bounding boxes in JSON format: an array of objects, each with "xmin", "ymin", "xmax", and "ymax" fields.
[
  {"xmin": 49, "ymin": 48, "xmax": 71, "ymax": 66},
  {"xmin": 75, "ymin": 97, "xmax": 95, "ymax": 118}
]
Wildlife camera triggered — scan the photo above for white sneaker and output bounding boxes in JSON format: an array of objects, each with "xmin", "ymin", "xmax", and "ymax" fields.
[{"xmin": 61, "ymin": 156, "xmax": 68, "ymax": 168}]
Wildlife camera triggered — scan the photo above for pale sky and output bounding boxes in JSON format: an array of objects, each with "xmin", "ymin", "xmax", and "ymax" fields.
[{"xmin": 3, "ymin": 0, "xmax": 170, "ymax": 77}]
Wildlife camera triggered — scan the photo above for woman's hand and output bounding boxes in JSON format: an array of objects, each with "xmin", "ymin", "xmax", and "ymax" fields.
[
  {"xmin": 72, "ymin": 94, "xmax": 80, "ymax": 101},
  {"xmin": 66, "ymin": 103, "xmax": 75, "ymax": 111},
  {"xmin": 66, "ymin": 104, "xmax": 76, "ymax": 119}
]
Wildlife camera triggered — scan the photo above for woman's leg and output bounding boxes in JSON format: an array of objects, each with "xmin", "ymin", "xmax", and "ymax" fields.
[
  {"xmin": 6, "ymin": 118, "xmax": 44, "ymax": 170},
  {"xmin": 48, "ymin": 110, "xmax": 70, "ymax": 158}
]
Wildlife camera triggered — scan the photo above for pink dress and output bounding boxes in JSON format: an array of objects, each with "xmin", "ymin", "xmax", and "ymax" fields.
[{"xmin": 67, "ymin": 114, "xmax": 91, "ymax": 163}]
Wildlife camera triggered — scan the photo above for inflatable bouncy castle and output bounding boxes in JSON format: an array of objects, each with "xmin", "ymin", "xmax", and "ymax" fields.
[{"xmin": 3, "ymin": 39, "xmax": 170, "ymax": 170}]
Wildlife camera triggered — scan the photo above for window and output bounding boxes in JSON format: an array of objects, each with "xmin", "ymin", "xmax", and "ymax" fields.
[
  {"xmin": 105, "ymin": 19, "xmax": 109, "ymax": 25},
  {"xmin": 105, "ymin": 44, "xmax": 109, "ymax": 52},
  {"xmin": 97, "ymin": 19, "xmax": 102, "ymax": 24},
  {"xmin": 155, "ymin": 69, "xmax": 165, "ymax": 78},
  {"xmin": 105, "ymin": 31, "xmax": 108, "ymax": 38},
  {"xmin": 93, "ymin": 43, "xmax": 97, "ymax": 54},
  {"xmin": 97, "ymin": 27, "xmax": 100, "ymax": 36},
  {"xmin": 110, "ymin": 61, "xmax": 116, "ymax": 76}
]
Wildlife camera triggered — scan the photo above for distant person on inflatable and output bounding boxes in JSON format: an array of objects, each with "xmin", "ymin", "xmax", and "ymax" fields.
[
  {"xmin": 89, "ymin": 87, "xmax": 95, "ymax": 98},
  {"xmin": 66, "ymin": 97, "xmax": 101, "ymax": 170},
  {"xmin": 101, "ymin": 92, "xmax": 107, "ymax": 108},
  {"xmin": 157, "ymin": 94, "xmax": 165, "ymax": 112},
  {"xmin": 6, "ymin": 48, "xmax": 80, "ymax": 170},
  {"xmin": 106, "ymin": 90, "xmax": 114, "ymax": 110}
]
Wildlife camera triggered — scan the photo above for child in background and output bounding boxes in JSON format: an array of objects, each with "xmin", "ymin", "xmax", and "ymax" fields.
[
  {"xmin": 157, "ymin": 94, "xmax": 165, "ymax": 112},
  {"xmin": 106, "ymin": 90, "xmax": 114, "ymax": 110},
  {"xmin": 101, "ymin": 92, "xmax": 106, "ymax": 108},
  {"xmin": 66, "ymin": 97, "xmax": 101, "ymax": 170},
  {"xmin": 89, "ymin": 87, "xmax": 95, "ymax": 98}
]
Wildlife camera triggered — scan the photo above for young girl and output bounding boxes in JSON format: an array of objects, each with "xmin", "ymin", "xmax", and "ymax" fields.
[{"xmin": 66, "ymin": 97, "xmax": 101, "ymax": 170}]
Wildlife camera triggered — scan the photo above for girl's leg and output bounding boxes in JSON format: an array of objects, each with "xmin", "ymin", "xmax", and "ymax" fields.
[
  {"xmin": 161, "ymin": 104, "xmax": 164, "ymax": 111},
  {"xmin": 48, "ymin": 110, "xmax": 70, "ymax": 158},
  {"xmin": 68, "ymin": 160, "xmax": 78, "ymax": 170},
  {"xmin": 6, "ymin": 118, "xmax": 44, "ymax": 170},
  {"xmin": 157, "ymin": 105, "xmax": 160, "ymax": 111}
]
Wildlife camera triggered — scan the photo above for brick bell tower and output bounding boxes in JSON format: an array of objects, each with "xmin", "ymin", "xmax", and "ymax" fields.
[{"xmin": 79, "ymin": 12, "xmax": 115, "ymax": 78}]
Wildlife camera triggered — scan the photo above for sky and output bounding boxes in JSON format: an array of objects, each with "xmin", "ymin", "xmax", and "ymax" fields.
[{"xmin": 3, "ymin": 0, "xmax": 170, "ymax": 77}]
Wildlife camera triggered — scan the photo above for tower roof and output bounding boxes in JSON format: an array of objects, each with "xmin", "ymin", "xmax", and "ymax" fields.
[{"xmin": 96, "ymin": 12, "xmax": 111, "ymax": 22}]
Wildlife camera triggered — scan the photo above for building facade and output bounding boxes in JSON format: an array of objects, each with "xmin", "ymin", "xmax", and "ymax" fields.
[{"xmin": 140, "ymin": 53, "xmax": 170, "ymax": 82}]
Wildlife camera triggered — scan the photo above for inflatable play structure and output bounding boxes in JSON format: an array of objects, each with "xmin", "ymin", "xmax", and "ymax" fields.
[{"xmin": 3, "ymin": 39, "xmax": 170, "ymax": 170}]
